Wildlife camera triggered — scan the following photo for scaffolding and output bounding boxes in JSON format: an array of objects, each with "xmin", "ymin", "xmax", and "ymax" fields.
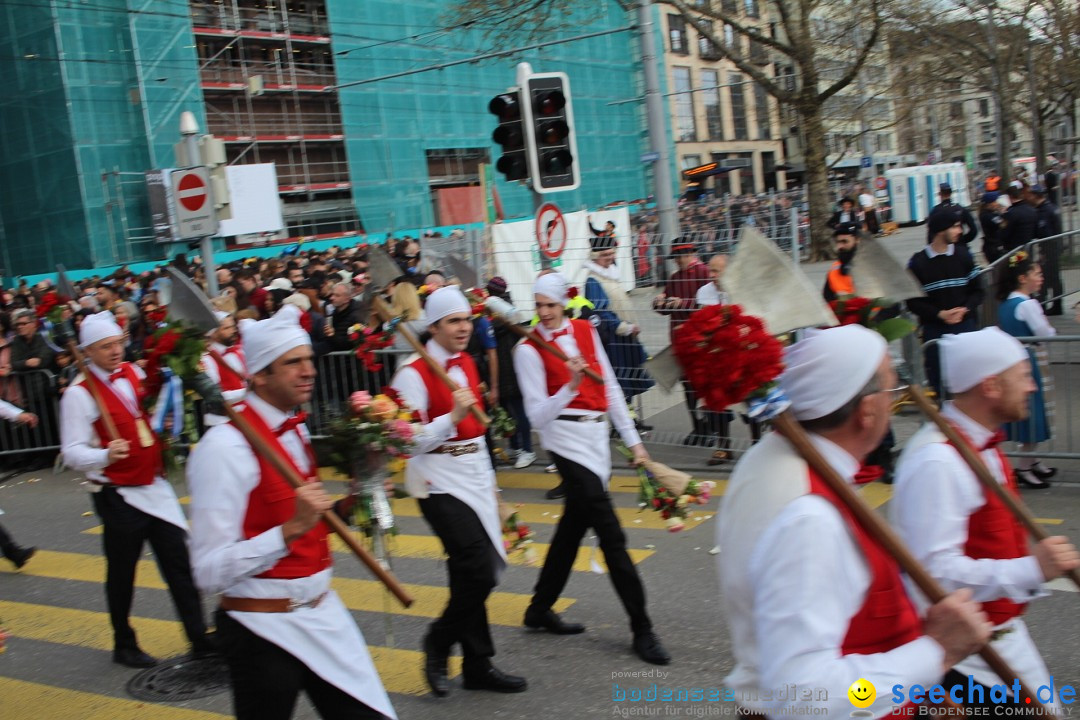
[{"xmin": 190, "ymin": 0, "xmax": 361, "ymax": 241}]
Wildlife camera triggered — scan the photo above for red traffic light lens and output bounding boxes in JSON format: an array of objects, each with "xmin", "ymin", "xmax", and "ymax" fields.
[
  {"xmin": 488, "ymin": 93, "xmax": 520, "ymax": 120},
  {"xmin": 538, "ymin": 120, "xmax": 569, "ymax": 145},
  {"xmin": 535, "ymin": 90, "xmax": 566, "ymax": 116}
]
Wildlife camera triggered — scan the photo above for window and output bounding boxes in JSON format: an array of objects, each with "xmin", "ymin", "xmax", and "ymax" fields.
[
  {"xmin": 877, "ymin": 132, "xmax": 893, "ymax": 152},
  {"xmin": 682, "ymin": 154, "xmax": 702, "ymax": 169},
  {"xmin": 723, "ymin": 24, "xmax": 736, "ymax": 49},
  {"xmin": 980, "ymin": 123, "xmax": 995, "ymax": 143},
  {"xmin": 979, "ymin": 98, "xmax": 990, "ymax": 118},
  {"xmin": 721, "ymin": 0, "xmax": 738, "ymax": 14},
  {"xmin": 729, "ymin": 72, "xmax": 748, "ymax": 140},
  {"xmin": 701, "ymin": 69, "xmax": 724, "ymax": 140},
  {"xmin": 949, "ymin": 102, "xmax": 963, "ymax": 120},
  {"xmin": 744, "ymin": 0, "xmax": 760, "ymax": 19},
  {"xmin": 673, "ymin": 67, "xmax": 697, "ymax": 142},
  {"xmin": 754, "ymin": 83, "xmax": 771, "ymax": 139},
  {"xmin": 698, "ymin": 20, "xmax": 720, "ymax": 59},
  {"xmin": 669, "ymin": 15, "xmax": 689, "ymax": 54}
]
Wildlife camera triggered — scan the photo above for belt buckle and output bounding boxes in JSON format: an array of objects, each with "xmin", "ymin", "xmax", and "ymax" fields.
[
  {"xmin": 449, "ymin": 443, "xmax": 474, "ymax": 456},
  {"xmin": 287, "ymin": 598, "xmax": 301, "ymax": 612}
]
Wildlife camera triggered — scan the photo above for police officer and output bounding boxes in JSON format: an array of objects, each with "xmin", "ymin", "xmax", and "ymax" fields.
[{"xmin": 931, "ymin": 183, "xmax": 977, "ymax": 246}]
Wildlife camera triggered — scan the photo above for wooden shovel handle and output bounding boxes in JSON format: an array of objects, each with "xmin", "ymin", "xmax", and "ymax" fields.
[
  {"xmin": 68, "ymin": 340, "xmax": 120, "ymax": 442},
  {"xmin": 906, "ymin": 384, "xmax": 1080, "ymax": 592},
  {"xmin": 370, "ymin": 297, "xmax": 490, "ymax": 426},
  {"xmin": 488, "ymin": 315, "xmax": 605, "ymax": 384},
  {"xmin": 771, "ymin": 411, "xmax": 1046, "ymax": 710}
]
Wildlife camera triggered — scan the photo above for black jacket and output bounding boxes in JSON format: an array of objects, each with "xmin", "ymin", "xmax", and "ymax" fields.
[
  {"xmin": 1000, "ymin": 202, "xmax": 1038, "ymax": 252},
  {"xmin": 1035, "ymin": 201, "xmax": 1062, "ymax": 239}
]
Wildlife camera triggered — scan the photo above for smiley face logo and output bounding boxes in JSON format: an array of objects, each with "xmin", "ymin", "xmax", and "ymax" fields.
[{"xmin": 848, "ymin": 679, "xmax": 876, "ymax": 708}]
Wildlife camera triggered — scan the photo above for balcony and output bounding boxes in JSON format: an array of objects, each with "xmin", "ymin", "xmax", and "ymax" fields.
[
  {"xmin": 200, "ymin": 59, "xmax": 336, "ymax": 91},
  {"xmin": 189, "ymin": 2, "xmax": 330, "ymax": 42}
]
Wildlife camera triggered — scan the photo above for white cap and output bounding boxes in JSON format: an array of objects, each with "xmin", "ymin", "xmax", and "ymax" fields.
[
  {"xmin": 780, "ymin": 325, "xmax": 887, "ymax": 421},
  {"xmin": 941, "ymin": 328, "xmax": 1029, "ymax": 394},
  {"xmin": 533, "ymin": 272, "xmax": 569, "ymax": 304},
  {"xmin": 265, "ymin": 277, "xmax": 294, "ymax": 292},
  {"xmin": 213, "ymin": 310, "xmax": 230, "ymax": 323},
  {"xmin": 283, "ymin": 292, "xmax": 311, "ymax": 312},
  {"xmin": 241, "ymin": 304, "xmax": 311, "ymax": 374},
  {"xmin": 79, "ymin": 311, "xmax": 123, "ymax": 348},
  {"xmin": 423, "ymin": 286, "xmax": 471, "ymax": 325}
]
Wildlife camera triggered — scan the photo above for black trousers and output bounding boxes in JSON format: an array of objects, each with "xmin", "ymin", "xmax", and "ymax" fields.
[
  {"xmin": 530, "ymin": 453, "xmax": 651, "ymax": 634},
  {"xmin": 216, "ymin": 610, "xmax": 387, "ymax": 720},
  {"xmin": 91, "ymin": 486, "xmax": 206, "ymax": 651},
  {"xmin": 417, "ymin": 493, "xmax": 498, "ymax": 674},
  {"xmin": 0, "ymin": 522, "xmax": 23, "ymax": 559}
]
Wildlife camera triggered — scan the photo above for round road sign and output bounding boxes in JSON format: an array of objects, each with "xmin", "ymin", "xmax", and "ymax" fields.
[
  {"xmin": 536, "ymin": 202, "xmax": 567, "ymax": 259},
  {"xmin": 874, "ymin": 176, "xmax": 887, "ymax": 191},
  {"xmin": 177, "ymin": 172, "xmax": 208, "ymax": 212}
]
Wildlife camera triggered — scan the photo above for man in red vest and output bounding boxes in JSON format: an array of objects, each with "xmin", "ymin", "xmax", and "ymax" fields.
[
  {"xmin": 893, "ymin": 328, "xmax": 1079, "ymax": 712},
  {"xmin": 200, "ymin": 310, "xmax": 247, "ymax": 427},
  {"xmin": 60, "ymin": 311, "xmax": 213, "ymax": 668},
  {"xmin": 514, "ymin": 272, "xmax": 670, "ymax": 666},
  {"xmin": 718, "ymin": 325, "xmax": 992, "ymax": 718},
  {"xmin": 187, "ymin": 304, "xmax": 395, "ymax": 720},
  {"xmin": 391, "ymin": 286, "xmax": 525, "ymax": 697}
]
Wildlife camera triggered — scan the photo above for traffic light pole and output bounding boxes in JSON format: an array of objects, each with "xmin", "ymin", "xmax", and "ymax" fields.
[{"xmin": 636, "ymin": 0, "xmax": 680, "ymax": 271}]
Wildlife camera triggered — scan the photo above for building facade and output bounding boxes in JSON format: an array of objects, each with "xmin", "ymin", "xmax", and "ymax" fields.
[
  {"xmin": 657, "ymin": 1, "xmax": 787, "ymax": 199},
  {"xmin": 0, "ymin": 0, "xmax": 650, "ymax": 277}
]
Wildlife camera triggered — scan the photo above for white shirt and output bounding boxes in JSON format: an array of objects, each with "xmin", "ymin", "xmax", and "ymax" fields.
[
  {"xmin": 695, "ymin": 282, "xmax": 727, "ymax": 307},
  {"xmin": 60, "ymin": 362, "xmax": 187, "ymax": 530},
  {"xmin": 0, "ymin": 399, "xmax": 24, "ymax": 422},
  {"xmin": 1006, "ymin": 291, "xmax": 1055, "ymax": 337},
  {"xmin": 187, "ymin": 392, "xmax": 396, "ymax": 719},
  {"xmin": 720, "ymin": 433, "xmax": 944, "ymax": 719},
  {"xmin": 892, "ymin": 403, "xmax": 1045, "ymax": 606},
  {"xmin": 924, "ymin": 244, "xmax": 956, "ymax": 259},
  {"xmin": 859, "ymin": 192, "xmax": 875, "ymax": 209}
]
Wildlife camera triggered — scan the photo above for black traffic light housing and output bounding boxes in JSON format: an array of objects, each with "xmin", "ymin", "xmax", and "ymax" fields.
[
  {"xmin": 522, "ymin": 72, "xmax": 580, "ymax": 193},
  {"xmin": 489, "ymin": 91, "xmax": 528, "ymax": 182}
]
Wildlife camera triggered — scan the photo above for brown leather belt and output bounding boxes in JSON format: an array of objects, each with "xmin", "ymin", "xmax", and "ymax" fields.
[
  {"xmin": 220, "ymin": 593, "xmax": 327, "ymax": 613},
  {"xmin": 429, "ymin": 442, "xmax": 479, "ymax": 456}
]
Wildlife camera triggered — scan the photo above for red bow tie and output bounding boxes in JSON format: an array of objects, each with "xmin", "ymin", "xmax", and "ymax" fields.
[
  {"xmin": 109, "ymin": 370, "xmax": 125, "ymax": 383},
  {"xmin": 548, "ymin": 327, "xmax": 570, "ymax": 341},
  {"xmin": 981, "ymin": 430, "xmax": 1006, "ymax": 451},
  {"xmin": 276, "ymin": 412, "xmax": 308, "ymax": 436},
  {"xmin": 446, "ymin": 355, "xmax": 466, "ymax": 371}
]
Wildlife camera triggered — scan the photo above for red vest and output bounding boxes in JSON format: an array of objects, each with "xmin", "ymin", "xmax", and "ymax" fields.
[
  {"xmin": 807, "ymin": 468, "xmax": 924, "ymax": 655},
  {"xmin": 82, "ymin": 364, "xmax": 162, "ymax": 486},
  {"xmin": 526, "ymin": 320, "xmax": 607, "ymax": 413},
  {"xmin": 236, "ymin": 403, "xmax": 331, "ymax": 579},
  {"xmin": 410, "ymin": 353, "xmax": 486, "ymax": 442},
  {"xmin": 210, "ymin": 350, "xmax": 247, "ymax": 392},
  {"xmin": 951, "ymin": 438, "xmax": 1028, "ymax": 625}
]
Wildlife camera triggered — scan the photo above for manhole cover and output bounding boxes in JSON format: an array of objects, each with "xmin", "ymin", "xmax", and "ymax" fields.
[{"xmin": 126, "ymin": 654, "xmax": 231, "ymax": 702}]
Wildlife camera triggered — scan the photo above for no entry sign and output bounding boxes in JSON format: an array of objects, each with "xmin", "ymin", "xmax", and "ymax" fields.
[
  {"xmin": 171, "ymin": 166, "xmax": 218, "ymax": 239},
  {"xmin": 535, "ymin": 202, "xmax": 567, "ymax": 259}
]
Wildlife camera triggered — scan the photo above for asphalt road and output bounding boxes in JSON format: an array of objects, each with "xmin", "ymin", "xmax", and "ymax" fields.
[{"xmin": 0, "ymin": 455, "xmax": 1077, "ymax": 720}]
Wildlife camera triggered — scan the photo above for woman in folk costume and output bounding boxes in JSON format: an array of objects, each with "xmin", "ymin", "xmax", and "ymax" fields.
[
  {"xmin": 391, "ymin": 286, "xmax": 526, "ymax": 697},
  {"xmin": 996, "ymin": 250, "xmax": 1057, "ymax": 488},
  {"xmin": 187, "ymin": 305, "xmax": 396, "ymax": 720},
  {"xmin": 582, "ymin": 233, "xmax": 655, "ymax": 402}
]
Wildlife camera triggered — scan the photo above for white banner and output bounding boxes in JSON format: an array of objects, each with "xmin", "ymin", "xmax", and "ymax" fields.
[{"xmin": 490, "ymin": 207, "xmax": 633, "ymax": 314}]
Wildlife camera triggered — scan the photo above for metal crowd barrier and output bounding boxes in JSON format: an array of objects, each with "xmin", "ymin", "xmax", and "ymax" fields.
[
  {"xmin": 977, "ymin": 229, "xmax": 1080, "ymax": 329},
  {"xmin": 0, "ymin": 369, "xmax": 61, "ymax": 458}
]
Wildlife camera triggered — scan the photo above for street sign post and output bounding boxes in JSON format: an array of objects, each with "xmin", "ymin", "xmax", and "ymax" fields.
[{"xmin": 170, "ymin": 167, "xmax": 218, "ymax": 240}]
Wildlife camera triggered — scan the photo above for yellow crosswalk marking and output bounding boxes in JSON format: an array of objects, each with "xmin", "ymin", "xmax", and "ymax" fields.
[
  {"xmin": 325, "ymin": 534, "xmax": 654, "ymax": 571},
  {"xmin": 0, "ymin": 677, "xmax": 229, "ymax": 720},
  {"xmin": 1, "ymin": 550, "xmax": 571, "ymax": 627},
  {"xmin": 0, "ymin": 600, "xmax": 459, "ymax": 697}
]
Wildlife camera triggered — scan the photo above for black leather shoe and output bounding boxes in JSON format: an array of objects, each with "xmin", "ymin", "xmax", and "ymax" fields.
[
  {"xmin": 523, "ymin": 608, "xmax": 585, "ymax": 635},
  {"xmin": 422, "ymin": 635, "xmax": 450, "ymax": 697},
  {"xmin": 1031, "ymin": 462, "xmax": 1058, "ymax": 480},
  {"xmin": 545, "ymin": 486, "xmax": 566, "ymax": 500},
  {"xmin": 633, "ymin": 632, "xmax": 671, "ymax": 665},
  {"xmin": 7, "ymin": 546, "xmax": 35, "ymax": 569},
  {"xmin": 1015, "ymin": 468, "xmax": 1050, "ymax": 489},
  {"xmin": 113, "ymin": 647, "xmax": 158, "ymax": 669},
  {"xmin": 462, "ymin": 666, "xmax": 528, "ymax": 693},
  {"xmin": 191, "ymin": 631, "xmax": 219, "ymax": 658}
]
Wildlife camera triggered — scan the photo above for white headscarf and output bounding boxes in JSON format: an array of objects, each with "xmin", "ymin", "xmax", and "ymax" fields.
[
  {"xmin": 422, "ymin": 286, "xmax": 471, "ymax": 325},
  {"xmin": 941, "ymin": 327, "xmax": 1029, "ymax": 394},
  {"xmin": 241, "ymin": 304, "xmax": 311, "ymax": 374},
  {"xmin": 533, "ymin": 272, "xmax": 569, "ymax": 304},
  {"xmin": 780, "ymin": 325, "xmax": 887, "ymax": 421},
  {"xmin": 79, "ymin": 311, "xmax": 123, "ymax": 348}
]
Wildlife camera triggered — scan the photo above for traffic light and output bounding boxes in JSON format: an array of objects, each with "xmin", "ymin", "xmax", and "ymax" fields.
[
  {"xmin": 522, "ymin": 72, "xmax": 580, "ymax": 193},
  {"xmin": 489, "ymin": 90, "xmax": 528, "ymax": 182}
]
